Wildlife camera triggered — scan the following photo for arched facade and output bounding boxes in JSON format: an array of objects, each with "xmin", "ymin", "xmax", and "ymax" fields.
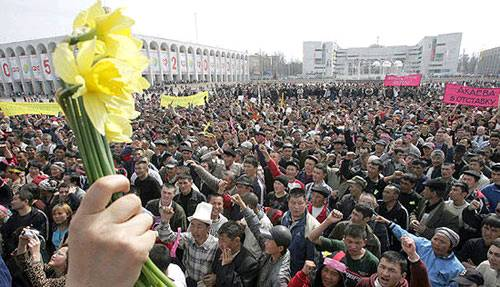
[{"xmin": 0, "ymin": 34, "xmax": 249, "ymax": 96}]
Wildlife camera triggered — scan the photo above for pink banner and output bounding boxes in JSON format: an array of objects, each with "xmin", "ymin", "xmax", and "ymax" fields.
[
  {"xmin": 383, "ymin": 74, "xmax": 422, "ymax": 87},
  {"xmin": 443, "ymin": 83, "xmax": 500, "ymax": 107}
]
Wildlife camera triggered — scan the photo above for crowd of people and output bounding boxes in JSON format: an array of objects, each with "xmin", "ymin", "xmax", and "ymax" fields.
[{"xmin": 0, "ymin": 78, "xmax": 499, "ymax": 287}]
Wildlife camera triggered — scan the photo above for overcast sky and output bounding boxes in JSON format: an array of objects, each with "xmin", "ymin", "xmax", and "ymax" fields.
[{"xmin": 0, "ymin": 0, "xmax": 498, "ymax": 60}]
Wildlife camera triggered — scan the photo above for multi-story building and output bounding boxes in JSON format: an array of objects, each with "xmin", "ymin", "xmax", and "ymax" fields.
[
  {"xmin": 477, "ymin": 47, "xmax": 500, "ymax": 76},
  {"xmin": 0, "ymin": 35, "xmax": 249, "ymax": 97},
  {"xmin": 302, "ymin": 41, "xmax": 337, "ymax": 77},
  {"xmin": 305, "ymin": 33, "xmax": 462, "ymax": 80}
]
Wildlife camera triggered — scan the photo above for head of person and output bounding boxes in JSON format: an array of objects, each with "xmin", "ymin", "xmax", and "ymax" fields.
[
  {"xmin": 304, "ymin": 156, "xmax": 318, "ymax": 174},
  {"xmin": 490, "ymin": 132, "xmax": 500, "ymax": 148},
  {"xmin": 488, "ymin": 238, "xmax": 500, "ymax": 271},
  {"xmin": 312, "ymin": 163, "xmax": 327, "ymax": 183},
  {"xmin": 176, "ymin": 174, "xmax": 193, "ymax": 195},
  {"xmin": 461, "ymin": 170, "xmax": 480, "ymax": 190},
  {"xmin": 367, "ymin": 159, "xmax": 383, "ymax": 176},
  {"xmin": 133, "ymin": 148, "xmax": 145, "ymax": 161},
  {"xmin": 262, "ymin": 225, "xmax": 292, "ymax": 257},
  {"xmin": 288, "ymin": 188, "xmax": 307, "ymax": 221},
  {"xmin": 285, "ymin": 160, "xmax": 300, "ymax": 180},
  {"xmin": 273, "ymin": 175, "xmax": 289, "ymax": 194},
  {"xmin": 243, "ymin": 156, "xmax": 258, "ymax": 177},
  {"xmin": 218, "ymin": 221, "xmax": 245, "ymax": 253},
  {"xmin": 430, "ymin": 150, "xmax": 445, "ymax": 167},
  {"xmin": 468, "ymin": 157, "xmax": 484, "ymax": 173},
  {"xmin": 347, "ymin": 176, "xmax": 367, "ymax": 198},
  {"xmin": 376, "ymin": 251, "xmax": 408, "ymax": 287},
  {"xmin": 441, "ymin": 163, "xmax": 455, "ymax": 179},
  {"xmin": 400, "ymin": 173, "xmax": 417, "ymax": 193},
  {"xmin": 411, "ymin": 160, "xmax": 426, "ymax": 177},
  {"xmin": 449, "ymin": 182, "xmax": 469, "ymax": 204},
  {"xmin": 35, "ymin": 150, "xmax": 49, "ymax": 162},
  {"xmin": 311, "ymin": 186, "xmax": 329, "ymax": 208},
  {"xmin": 180, "ymin": 146, "xmax": 193, "ymax": 161},
  {"xmin": 431, "ymin": 227, "xmax": 459, "ymax": 257},
  {"xmin": 235, "ymin": 175, "xmax": 254, "ymax": 196},
  {"xmin": 382, "ymin": 185, "xmax": 400, "ymax": 204},
  {"xmin": 482, "ymin": 214, "xmax": 500, "ymax": 246},
  {"xmin": 314, "ymin": 258, "xmax": 346, "ymax": 287},
  {"xmin": 134, "ymin": 159, "xmax": 149, "ymax": 179},
  {"xmin": 358, "ymin": 192, "xmax": 378, "ymax": 210},
  {"xmin": 282, "ymin": 144, "xmax": 294, "ymax": 159},
  {"xmin": 342, "ymin": 224, "xmax": 368, "ymax": 257},
  {"xmin": 160, "ymin": 183, "xmax": 175, "ymax": 207},
  {"xmin": 52, "ymin": 203, "xmax": 72, "ymax": 226},
  {"xmin": 421, "ymin": 178, "xmax": 447, "ymax": 202},
  {"xmin": 188, "ymin": 202, "xmax": 212, "ymax": 244},
  {"xmin": 208, "ymin": 193, "xmax": 224, "ymax": 220},
  {"xmin": 375, "ymin": 140, "xmax": 386, "ymax": 154},
  {"xmin": 11, "ymin": 190, "xmax": 33, "ymax": 211},
  {"xmin": 491, "ymin": 164, "xmax": 500, "ymax": 185},
  {"xmin": 222, "ymin": 149, "xmax": 236, "ymax": 167},
  {"xmin": 350, "ymin": 204, "xmax": 374, "ymax": 225},
  {"xmin": 54, "ymin": 145, "xmax": 66, "ymax": 160},
  {"xmin": 50, "ymin": 162, "xmax": 65, "ymax": 179},
  {"xmin": 28, "ymin": 161, "xmax": 42, "ymax": 177},
  {"xmin": 48, "ymin": 244, "xmax": 69, "ymax": 273},
  {"xmin": 42, "ymin": 133, "xmax": 52, "ymax": 145},
  {"xmin": 149, "ymin": 244, "xmax": 172, "ymax": 273},
  {"xmin": 242, "ymin": 192, "xmax": 259, "ymax": 213}
]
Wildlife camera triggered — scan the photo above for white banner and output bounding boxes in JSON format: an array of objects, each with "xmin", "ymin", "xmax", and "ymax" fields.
[
  {"xmin": 160, "ymin": 51, "xmax": 169, "ymax": 73},
  {"xmin": 180, "ymin": 53, "xmax": 187, "ymax": 73}
]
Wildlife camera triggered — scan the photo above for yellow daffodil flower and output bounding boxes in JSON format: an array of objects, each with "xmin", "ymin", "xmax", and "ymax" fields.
[{"xmin": 53, "ymin": 38, "xmax": 147, "ymax": 142}]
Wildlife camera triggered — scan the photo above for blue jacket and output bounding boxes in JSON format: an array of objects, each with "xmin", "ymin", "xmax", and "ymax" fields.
[
  {"xmin": 389, "ymin": 222, "xmax": 464, "ymax": 287},
  {"xmin": 281, "ymin": 211, "xmax": 317, "ymax": 276}
]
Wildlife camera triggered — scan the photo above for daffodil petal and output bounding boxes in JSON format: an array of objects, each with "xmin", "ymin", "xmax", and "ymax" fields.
[
  {"xmin": 96, "ymin": 8, "xmax": 134, "ymax": 38},
  {"xmin": 105, "ymin": 114, "xmax": 132, "ymax": 143},
  {"xmin": 82, "ymin": 93, "xmax": 107, "ymax": 135},
  {"xmin": 77, "ymin": 39, "xmax": 96, "ymax": 74},
  {"xmin": 53, "ymin": 43, "xmax": 79, "ymax": 85},
  {"xmin": 73, "ymin": 0, "xmax": 105, "ymax": 30}
]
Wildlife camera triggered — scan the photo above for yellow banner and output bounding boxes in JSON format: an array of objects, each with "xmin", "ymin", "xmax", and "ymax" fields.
[
  {"xmin": 0, "ymin": 102, "xmax": 62, "ymax": 116},
  {"xmin": 160, "ymin": 91, "xmax": 209, "ymax": 108}
]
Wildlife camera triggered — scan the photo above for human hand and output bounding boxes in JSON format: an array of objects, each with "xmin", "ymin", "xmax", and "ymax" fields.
[
  {"xmin": 184, "ymin": 160, "xmax": 197, "ymax": 167},
  {"xmin": 231, "ymin": 194, "xmax": 247, "ymax": 209},
  {"xmin": 374, "ymin": 215, "xmax": 391, "ymax": 225},
  {"xmin": 470, "ymin": 200, "xmax": 481, "ymax": 211},
  {"xmin": 326, "ymin": 209, "xmax": 343, "ymax": 225},
  {"xmin": 410, "ymin": 220, "xmax": 426, "ymax": 234},
  {"xmin": 401, "ymin": 236, "xmax": 419, "ymax": 261},
  {"xmin": 218, "ymin": 180, "xmax": 228, "ymax": 193},
  {"xmin": 16, "ymin": 228, "xmax": 32, "ymax": 255},
  {"xmin": 160, "ymin": 206, "xmax": 175, "ymax": 223},
  {"xmin": 66, "ymin": 175, "xmax": 156, "ymax": 287},
  {"xmin": 27, "ymin": 235, "xmax": 42, "ymax": 262},
  {"xmin": 221, "ymin": 248, "xmax": 233, "ymax": 266},
  {"xmin": 301, "ymin": 260, "xmax": 316, "ymax": 276},
  {"xmin": 202, "ymin": 273, "xmax": 216, "ymax": 287}
]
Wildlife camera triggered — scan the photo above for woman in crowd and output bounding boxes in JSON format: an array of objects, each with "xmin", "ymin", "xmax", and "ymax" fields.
[{"xmin": 15, "ymin": 228, "xmax": 67, "ymax": 286}]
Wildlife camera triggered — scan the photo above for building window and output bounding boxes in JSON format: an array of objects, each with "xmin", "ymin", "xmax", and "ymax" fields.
[{"xmin": 434, "ymin": 53, "xmax": 443, "ymax": 61}]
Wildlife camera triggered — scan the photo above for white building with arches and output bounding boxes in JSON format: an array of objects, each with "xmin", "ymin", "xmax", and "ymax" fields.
[{"xmin": 0, "ymin": 35, "xmax": 249, "ymax": 97}]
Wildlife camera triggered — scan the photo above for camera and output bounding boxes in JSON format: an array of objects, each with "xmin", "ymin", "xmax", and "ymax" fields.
[{"xmin": 21, "ymin": 229, "xmax": 40, "ymax": 239}]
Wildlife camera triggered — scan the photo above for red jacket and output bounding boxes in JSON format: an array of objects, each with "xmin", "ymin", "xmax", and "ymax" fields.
[
  {"xmin": 288, "ymin": 270, "xmax": 310, "ymax": 287},
  {"xmin": 307, "ymin": 203, "xmax": 329, "ymax": 223},
  {"xmin": 356, "ymin": 259, "xmax": 431, "ymax": 287},
  {"xmin": 267, "ymin": 158, "xmax": 305, "ymax": 189}
]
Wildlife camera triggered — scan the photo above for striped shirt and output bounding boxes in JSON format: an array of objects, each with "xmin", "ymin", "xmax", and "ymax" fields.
[{"xmin": 157, "ymin": 222, "xmax": 218, "ymax": 282}]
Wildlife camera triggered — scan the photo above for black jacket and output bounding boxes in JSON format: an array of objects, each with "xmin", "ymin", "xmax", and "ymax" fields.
[{"xmin": 211, "ymin": 247, "xmax": 259, "ymax": 287}]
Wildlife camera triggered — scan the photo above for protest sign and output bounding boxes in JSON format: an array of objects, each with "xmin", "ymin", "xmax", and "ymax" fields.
[{"xmin": 443, "ymin": 83, "xmax": 500, "ymax": 107}]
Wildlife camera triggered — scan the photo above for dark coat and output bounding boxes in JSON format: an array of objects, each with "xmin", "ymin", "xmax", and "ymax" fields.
[
  {"xmin": 211, "ymin": 247, "xmax": 259, "ymax": 287},
  {"xmin": 145, "ymin": 199, "xmax": 187, "ymax": 232}
]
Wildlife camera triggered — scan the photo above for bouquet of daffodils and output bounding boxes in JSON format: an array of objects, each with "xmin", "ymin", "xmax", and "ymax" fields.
[{"xmin": 53, "ymin": 1, "xmax": 173, "ymax": 286}]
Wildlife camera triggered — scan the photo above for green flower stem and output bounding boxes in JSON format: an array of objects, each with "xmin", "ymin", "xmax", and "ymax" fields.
[
  {"xmin": 63, "ymin": 96, "xmax": 98, "ymax": 182},
  {"xmin": 75, "ymin": 98, "xmax": 104, "ymax": 183},
  {"xmin": 144, "ymin": 258, "xmax": 171, "ymax": 285},
  {"xmin": 57, "ymin": 85, "xmax": 175, "ymax": 287}
]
